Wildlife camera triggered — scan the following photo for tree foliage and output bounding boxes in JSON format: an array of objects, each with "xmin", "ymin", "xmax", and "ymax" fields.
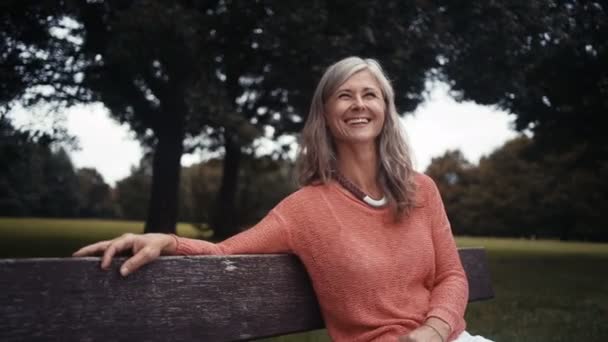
[
  {"xmin": 76, "ymin": 167, "xmax": 114, "ymax": 218},
  {"xmin": 116, "ymin": 155, "xmax": 297, "ymax": 236},
  {"xmin": 4, "ymin": 1, "xmax": 606, "ymax": 239},
  {"xmin": 426, "ymin": 137, "xmax": 608, "ymax": 241},
  {"xmin": 436, "ymin": 1, "xmax": 608, "ymax": 163},
  {"xmin": 0, "ymin": 115, "xmax": 80, "ymax": 217},
  {"xmin": 179, "ymin": 155, "xmax": 297, "ymax": 234},
  {"xmin": 114, "ymin": 157, "xmax": 152, "ymax": 221},
  {"xmin": 2, "ymin": 0, "xmax": 442, "ymax": 237}
]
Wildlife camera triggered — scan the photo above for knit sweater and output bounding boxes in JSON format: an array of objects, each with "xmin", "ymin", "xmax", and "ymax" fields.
[{"xmin": 171, "ymin": 173, "xmax": 468, "ymax": 342}]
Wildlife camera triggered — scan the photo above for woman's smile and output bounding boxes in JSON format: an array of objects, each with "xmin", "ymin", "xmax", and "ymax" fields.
[
  {"xmin": 324, "ymin": 70, "xmax": 386, "ymax": 144},
  {"xmin": 344, "ymin": 117, "xmax": 371, "ymax": 125}
]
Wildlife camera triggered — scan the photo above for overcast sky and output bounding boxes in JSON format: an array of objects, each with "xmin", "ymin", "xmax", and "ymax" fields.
[{"xmin": 9, "ymin": 81, "xmax": 518, "ymax": 185}]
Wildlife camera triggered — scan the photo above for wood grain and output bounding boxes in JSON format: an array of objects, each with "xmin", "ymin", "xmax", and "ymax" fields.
[{"xmin": 0, "ymin": 248, "xmax": 493, "ymax": 341}]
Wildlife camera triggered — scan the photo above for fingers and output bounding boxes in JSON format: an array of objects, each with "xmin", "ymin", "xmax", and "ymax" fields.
[
  {"xmin": 73, "ymin": 234, "xmax": 162, "ymax": 277},
  {"xmin": 101, "ymin": 234, "xmax": 135, "ymax": 270},
  {"xmin": 120, "ymin": 247, "xmax": 160, "ymax": 277},
  {"xmin": 72, "ymin": 240, "xmax": 111, "ymax": 257}
]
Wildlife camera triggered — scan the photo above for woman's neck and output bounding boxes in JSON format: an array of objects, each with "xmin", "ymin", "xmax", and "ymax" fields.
[{"xmin": 335, "ymin": 142, "xmax": 383, "ymax": 199}]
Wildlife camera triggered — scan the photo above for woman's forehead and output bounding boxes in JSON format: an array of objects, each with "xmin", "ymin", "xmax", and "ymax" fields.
[{"xmin": 335, "ymin": 70, "xmax": 382, "ymax": 92}]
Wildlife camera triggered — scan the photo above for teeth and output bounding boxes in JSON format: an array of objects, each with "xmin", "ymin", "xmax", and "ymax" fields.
[{"xmin": 346, "ymin": 118, "xmax": 370, "ymax": 124}]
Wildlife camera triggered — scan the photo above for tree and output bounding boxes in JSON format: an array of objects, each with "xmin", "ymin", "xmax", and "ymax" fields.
[
  {"xmin": 425, "ymin": 150, "xmax": 478, "ymax": 235},
  {"xmin": 0, "ymin": 1, "xmax": 78, "ymax": 113},
  {"xmin": 179, "ymin": 158, "xmax": 223, "ymax": 228},
  {"xmin": 474, "ymin": 137, "xmax": 546, "ymax": 237},
  {"xmin": 179, "ymin": 155, "xmax": 296, "ymax": 236},
  {"xmin": 236, "ymin": 154, "xmax": 297, "ymax": 228},
  {"xmin": 76, "ymin": 167, "xmax": 114, "ymax": 218},
  {"xmin": 114, "ymin": 158, "xmax": 152, "ymax": 221},
  {"xmin": 185, "ymin": 0, "xmax": 445, "ymax": 238},
  {"xmin": 418, "ymin": 2, "xmax": 608, "ymax": 240},
  {"xmin": 436, "ymin": 1, "xmax": 608, "ymax": 164},
  {"xmin": 0, "ymin": 115, "xmax": 47, "ymax": 216},
  {"xmin": 426, "ymin": 136, "xmax": 608, "ymax": 241},
  {"xmin": 3, "ymin": 0, "xmax": 446, "ymax": 237},
  {"xmin": 0, "ymin": 115, "xmax": 80, "ymax": 217},
  {"xmin": 39, "ymin": 147, "xmax": 80, "ymax": 217}
]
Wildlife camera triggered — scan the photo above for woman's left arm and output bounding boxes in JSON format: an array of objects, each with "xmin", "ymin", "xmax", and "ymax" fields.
[{"xmin": 424, "ymin": 176, "xmax": 469, "ymax": 338}]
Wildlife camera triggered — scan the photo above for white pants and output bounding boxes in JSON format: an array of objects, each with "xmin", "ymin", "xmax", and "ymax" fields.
[{"xmin": 453, "ymin": 331, "xmax": 494, "ymax": 342}]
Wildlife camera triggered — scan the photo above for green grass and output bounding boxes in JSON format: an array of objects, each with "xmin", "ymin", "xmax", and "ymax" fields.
[
  {"xmin": 1, "ymin": 218, "xmax": 607, "ymax": 341},
  {"xmin": 0, "ymin": 217, "xmax": 205, "ymax": 258},
  {"xmin": 460, "ymin": 238, "xmax": 608, "ymax": 342}
]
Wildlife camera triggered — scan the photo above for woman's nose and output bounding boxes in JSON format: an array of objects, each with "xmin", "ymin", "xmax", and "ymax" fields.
[{"xmin": 352, "ymin": 95, "xmax": 365, "ymax": 109}]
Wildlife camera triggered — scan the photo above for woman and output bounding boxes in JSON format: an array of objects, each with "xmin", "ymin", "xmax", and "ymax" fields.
[{"xmin": 74, "ymin": 57, "xmax": 492, "ymax": 342}]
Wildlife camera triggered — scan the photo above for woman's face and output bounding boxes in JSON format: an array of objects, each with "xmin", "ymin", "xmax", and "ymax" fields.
[{"xmin": 324, "ymin": 70, "xmax": 386, "ymax": 146}]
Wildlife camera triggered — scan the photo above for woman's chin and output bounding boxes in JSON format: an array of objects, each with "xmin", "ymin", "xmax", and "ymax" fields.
[{"xmin": 336, "ymin": 134, "xmax": 380, "ymax": 146}]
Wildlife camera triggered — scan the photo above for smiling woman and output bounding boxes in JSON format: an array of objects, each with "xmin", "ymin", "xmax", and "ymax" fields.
[
  {"xmin": 74, "ymin": 57, "xmax": 494, "ymax": 342},
  {"xmin": 324, "ymin": 70, "xmax": 386, "ymax": 144},
  {"xmin": 298, "ymin": 57, "xmax": 417, "ymax": 219}
]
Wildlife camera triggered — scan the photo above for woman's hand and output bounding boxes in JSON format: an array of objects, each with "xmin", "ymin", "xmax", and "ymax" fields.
[
  {"xmin": 398, "ymin": 326, "xmax": 442, "ymax": 342},
  {"xmin": 72, "ymin": 233, "xmax": 177, "ymax": 277},
  {"xmin": 398, "ymin": 321, "xmax": 448, "ymax": 342}
]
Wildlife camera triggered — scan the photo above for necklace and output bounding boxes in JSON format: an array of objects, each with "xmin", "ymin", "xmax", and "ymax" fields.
[{"xmin": 333, "ymin": 171, "xmax": 387, "ymax": 208}]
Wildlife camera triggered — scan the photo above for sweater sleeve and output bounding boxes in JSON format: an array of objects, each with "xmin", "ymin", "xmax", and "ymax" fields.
[
  {"xmin": 423, "ymin": 176, "xmax": 469, "ymax": 337},
  {"xmin": 170, "ymin": 207, "xmax": 293, "ymax": 255}
]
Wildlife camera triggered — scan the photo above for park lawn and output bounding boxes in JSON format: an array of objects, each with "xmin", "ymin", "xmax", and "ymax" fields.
[
  {"xmin": 1, "ymin": 218, "xmax": 607, "ymax": 341},
  {"xmin": 0, "ymin": 217, "xmax": 206, "ymax": 258}
]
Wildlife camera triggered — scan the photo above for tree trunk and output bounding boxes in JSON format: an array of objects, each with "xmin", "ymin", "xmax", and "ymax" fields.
[
  {"xmin": 144, "ymin": 113, "xmax": 185, "ymax": 234},
  {"xmin": 211, "ymin": 131, "xmax": 242, "ymax": 240}
]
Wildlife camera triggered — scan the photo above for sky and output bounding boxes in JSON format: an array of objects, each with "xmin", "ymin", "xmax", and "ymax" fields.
[
  {"xmin": 9, "ymin": 81, "xmax": 518, "ymax": 185},
  {"xmin": 403, "ymin": 82, "xmax": 518, "ymax": 170}
]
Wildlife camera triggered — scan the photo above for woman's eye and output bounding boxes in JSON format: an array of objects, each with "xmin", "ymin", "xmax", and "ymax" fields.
[
  {"xmin": 338, "ymin": 93, "xmax": 350, "ymax": 99},
  {"xmin": 364, "ymin": 93, "xmax": 377, "ymax": 98}
]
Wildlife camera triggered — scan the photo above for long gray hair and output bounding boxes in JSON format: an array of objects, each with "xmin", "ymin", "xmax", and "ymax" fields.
[{"xmin": 296, "ymin": 56, "xmax": 418, "ymax": 220}]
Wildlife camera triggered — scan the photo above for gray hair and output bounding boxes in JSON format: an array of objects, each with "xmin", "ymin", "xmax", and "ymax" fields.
[{"xmin": 296, "ymin": 56, "xmax": 417, "ymax": 220}]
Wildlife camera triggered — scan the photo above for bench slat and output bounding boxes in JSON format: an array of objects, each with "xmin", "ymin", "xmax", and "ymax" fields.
[{"xmin": 0, "ymin": 248, "xmax": 492, "ymax": 341}]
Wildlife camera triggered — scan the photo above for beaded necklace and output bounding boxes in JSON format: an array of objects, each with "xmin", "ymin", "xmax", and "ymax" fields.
[{"xmin": 334, "ymin": 171, "xmax": 387, "ymax": 208}]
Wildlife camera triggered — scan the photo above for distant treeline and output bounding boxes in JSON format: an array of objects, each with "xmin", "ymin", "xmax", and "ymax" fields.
[
  {"xmin": 0, "ymin": 116, "xmax": 296, "ymax": 231},
  {"xmin": 427, "ymin": 137, "xmax": 608, "ymax": 242},
  {"xmin": 2, "ymin": 117, "xmax": 606, "ymax": 241}
]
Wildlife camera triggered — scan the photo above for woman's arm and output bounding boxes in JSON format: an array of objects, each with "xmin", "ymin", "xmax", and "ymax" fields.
[
  {"xmin": 424, "ymin": 176, "xmax": 469, "ymax": 338},
  {"xmin": 170, "ymin": 209, "xmax": 293, "ymax": 255},
  {"xmin": 73, "ymin": 205, "xmax": 294, "ymax": 276}
]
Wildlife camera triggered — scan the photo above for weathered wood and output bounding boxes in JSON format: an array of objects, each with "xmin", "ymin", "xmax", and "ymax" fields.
[
  {"xmin": 460, "ymin": 248, "xmax": 494, "ymax": 301},
  {"xmin": 0, "ymin": 248, "xmax": 493, "ymax": 342}
]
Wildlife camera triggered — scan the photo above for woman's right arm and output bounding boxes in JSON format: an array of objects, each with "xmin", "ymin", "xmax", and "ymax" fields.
[
  {"xmin": 176, "ymin": 210, "xmax": 292, "ymax": 256},
  {"xmin": 72, "ymin": 207, "xmax": 294, "ymax": 277}
]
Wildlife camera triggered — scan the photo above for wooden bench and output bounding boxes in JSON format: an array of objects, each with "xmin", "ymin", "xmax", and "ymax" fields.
[{"xmin": 0, "ymin": 248, "xmax": 493, "ymax": 341}]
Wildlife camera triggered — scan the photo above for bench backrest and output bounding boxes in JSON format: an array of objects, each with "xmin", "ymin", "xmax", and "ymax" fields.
[{"xmin": 0, "ymin": 248, "xmax": 493, "ymax": 341}]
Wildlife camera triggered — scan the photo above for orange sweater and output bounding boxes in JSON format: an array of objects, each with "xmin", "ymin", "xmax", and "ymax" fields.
[{"xmin": 172, "ymin": 173, "xmax": 468, "ymax": 341}]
